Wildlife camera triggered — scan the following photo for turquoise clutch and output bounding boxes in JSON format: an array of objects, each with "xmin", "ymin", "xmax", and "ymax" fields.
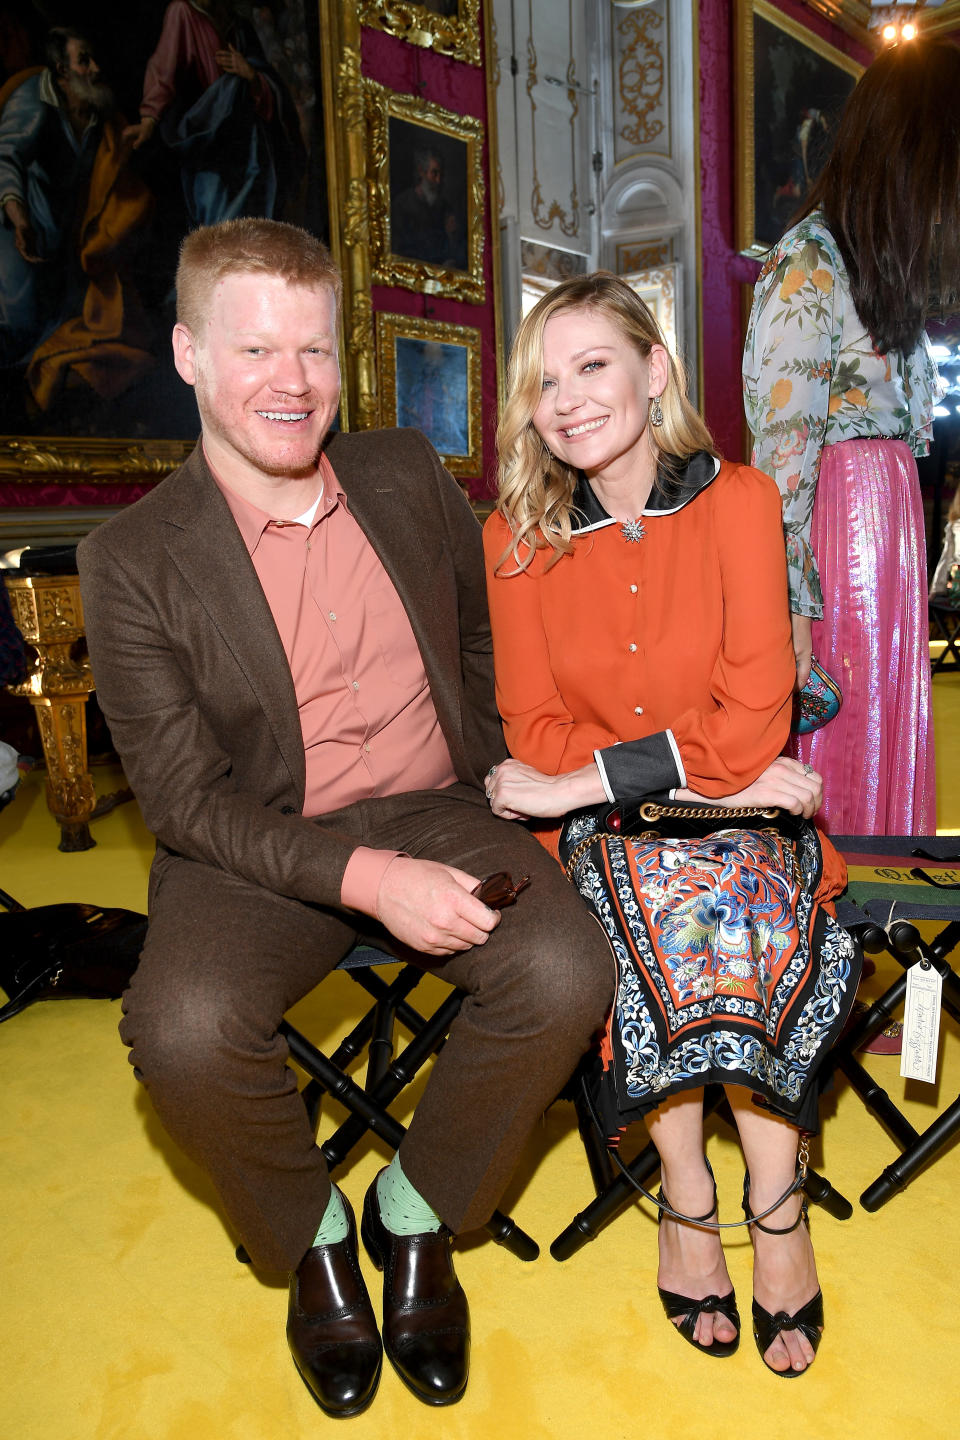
[{"xmin": 792, "ymin": 657, "xmax": 842, "ymax": 734}]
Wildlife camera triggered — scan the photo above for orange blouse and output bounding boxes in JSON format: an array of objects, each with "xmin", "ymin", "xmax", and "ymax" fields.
[
  {"xmin": 483, "ymin": 459, "xmax": 846, "ymax": 898},
  {"xmin": 484, "ymin": 458, "xmax": 793, "ymax": 779}
]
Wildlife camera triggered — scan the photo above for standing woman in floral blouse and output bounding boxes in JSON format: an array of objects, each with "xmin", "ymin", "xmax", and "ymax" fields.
[{"xmin": 743, "ymin": 40, "xmax": 960, "ymax": 834}]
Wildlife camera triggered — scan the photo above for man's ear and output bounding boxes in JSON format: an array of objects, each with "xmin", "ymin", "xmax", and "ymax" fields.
[{"xmin": 172, "ymin": 323, "xmax": 198, "ymax": 386}]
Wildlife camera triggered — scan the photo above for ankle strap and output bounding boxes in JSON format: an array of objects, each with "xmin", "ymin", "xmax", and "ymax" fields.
[
  {"xmin": 742, "ymin": 1174, "xmax": 809, "ymax": 1234},
  {"xmin": 655, "ymin": 1183, "xmax": 718, "ymax": 1228}
]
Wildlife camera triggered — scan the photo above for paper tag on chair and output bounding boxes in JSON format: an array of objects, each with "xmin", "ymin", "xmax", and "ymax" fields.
[{"xmin": 900, "ymin": 962, "xmax": 943, "ymax": 1083}]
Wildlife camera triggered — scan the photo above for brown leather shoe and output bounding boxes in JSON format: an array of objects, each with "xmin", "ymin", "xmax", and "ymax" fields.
[
  {"xmin": 361, "ymin": 1172, "xmax": 470, "ymax": 1406},
  {"xmin": 286, "ymin": 1195, "xmax": 382, "ymax": 1418}
]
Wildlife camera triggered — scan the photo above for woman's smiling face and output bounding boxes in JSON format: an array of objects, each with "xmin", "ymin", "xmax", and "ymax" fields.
[{"xmin": 532, "ymin": 306, "xmax": 666, "ymax": 485}]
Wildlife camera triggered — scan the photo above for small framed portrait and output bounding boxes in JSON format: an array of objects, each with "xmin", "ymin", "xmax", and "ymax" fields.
[
  {"xmin": 735, "ymin": 0, "xmax": 862, "ymax": 257},
  {"xmin": 376, "ymin": 313, "xmax": 482, "ymax": 476},
  {"xmin": 366, "ymin": 82, "xmax": 485, "ymax": 302},
  {"xmin": 358, "ymin": 0, "xmax": 481, "ymax": 66}
]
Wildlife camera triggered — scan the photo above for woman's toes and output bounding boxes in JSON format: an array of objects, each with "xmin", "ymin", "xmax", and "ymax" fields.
[
  {"xmin": 765, "ymin": 1326, "xmax": 815, "ymax": 1373},
  {"xmin": 784, "ymin": 1329, "xmax": 816, "ymax": 1371},
  {"xmin": 763, "ymin": 1336, "xmax": 793, "ymax": 1373},
  {"xmin": 698, "ymin": 1311, "xmax": 736, "ymax": 1347}
]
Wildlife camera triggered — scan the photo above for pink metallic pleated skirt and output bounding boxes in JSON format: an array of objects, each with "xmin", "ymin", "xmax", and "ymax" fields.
[{"xmin": 788, "ymin": 437, "xmax": 936, "ymax": 835}]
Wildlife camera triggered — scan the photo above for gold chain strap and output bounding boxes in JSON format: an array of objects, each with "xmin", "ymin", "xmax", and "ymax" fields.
[
  {"xmin": 563, "ymin": 802, "xmax": 784, "ymax": 881},
  {"xmin": 564, "ymin": 831, "xmax": 608, "ymax": 880},
  {"xmin": 635, "ymin": 801, "xmax": 781, "ymax": 823}
]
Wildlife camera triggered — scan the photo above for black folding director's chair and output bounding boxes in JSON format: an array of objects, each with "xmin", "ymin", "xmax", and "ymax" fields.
[{"xmin": 828, "ymin": 834, "xmax": 960, "ymax": 1212}]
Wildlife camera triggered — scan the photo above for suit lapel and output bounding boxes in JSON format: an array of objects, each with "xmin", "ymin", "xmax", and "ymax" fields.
[{"xmin": 155, "ymin": 448, "xmax": 306, "ymax": 800}]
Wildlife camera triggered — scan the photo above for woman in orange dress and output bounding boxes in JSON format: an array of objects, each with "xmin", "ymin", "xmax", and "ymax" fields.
[{"xmin": 482, "ymin": 275, "xmax": 859, "ymax": 1377}]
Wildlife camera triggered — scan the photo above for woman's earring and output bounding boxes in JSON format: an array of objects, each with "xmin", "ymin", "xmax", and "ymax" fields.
[{"xmin": 650, "ymin": 394, "xmax": 664, "ymax": 427}]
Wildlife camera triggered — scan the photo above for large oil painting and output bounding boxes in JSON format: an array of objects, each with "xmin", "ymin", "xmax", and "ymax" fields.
[
  {"xmin": 736, "ymin": 0, "xmax": 861, "ymax": 257},
  {"xmin": 0, "ymin": 1, "xmax": 330, "ymax": 471}
]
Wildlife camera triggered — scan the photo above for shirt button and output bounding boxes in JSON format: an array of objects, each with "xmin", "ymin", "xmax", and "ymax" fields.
[
  {"xmin": 329, "ymin": 611, "xmax": 337, "ymax": 621},
  {"xmin": 634, "ymin": 706, "xmax": 644, "ymax": 716},
  {"xmin": 628, "ymin": 642, "xmax": 637, "ymax": 653},
  {"xmin": 352, "ymin": 680, "xmax": 360, "ymax": 691},
  {"xmin": 630, "ymin": 584, "xmax": 638, "ymax": 594},
  {"xmin": 363, "ymin": 743, "xmax": 371, "ymax": 753}
]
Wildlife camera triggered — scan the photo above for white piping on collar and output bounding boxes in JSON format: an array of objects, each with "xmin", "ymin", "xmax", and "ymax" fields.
[{"xmin": 570, "ymin": 455, "xmax": 722, "ymax": 534}]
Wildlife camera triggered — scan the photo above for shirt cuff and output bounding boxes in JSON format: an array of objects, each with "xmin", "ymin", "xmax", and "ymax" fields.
[
  {"xmin": 593, "ymin": 748, "xmax": 616, "ymax": 804},
  {"xmin": 340, "ymin": 845, "xmax": 405, "ymax": 915},
  {"xmin": 595, "ymin": 730, "xmax": 684, "ymax": 801},
  {"xmin": 665, "ymin": 729, "xmax": 686, "ymax": 788}
]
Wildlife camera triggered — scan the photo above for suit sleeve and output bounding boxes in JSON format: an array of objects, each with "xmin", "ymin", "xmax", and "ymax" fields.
[
  {"xmin": 78, "ymin": 526, "xmax": 360, "ymax": 908},
  {"xmin": 427, "ymin": 442, "xmax": 508, "ymax": 777}
]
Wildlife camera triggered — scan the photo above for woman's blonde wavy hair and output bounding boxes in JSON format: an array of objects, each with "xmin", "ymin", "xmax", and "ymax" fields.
[{"xmin": 495, "ymin": 272, "xmax": 716, "ymax": 571}]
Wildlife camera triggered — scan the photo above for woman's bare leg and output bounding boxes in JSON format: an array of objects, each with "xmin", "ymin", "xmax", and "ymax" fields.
[
  {"xmin": 644, "ymin": 1090, "xmax": 737, "ymax": 1348},
  {"xmin": 725, "ymin": 1089, "xmax": 821, "ymax": 1373}
]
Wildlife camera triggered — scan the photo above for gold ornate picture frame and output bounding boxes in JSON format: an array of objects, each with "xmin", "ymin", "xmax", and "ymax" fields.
[
  {"xmin": 358, "ymin": 0, "xmax": 482, "ymax": 66},
  {"xmin": 365, "ymin": 81, "xmax": 485, "ymax": 302},
  {"xmin": 376, "ymin": 312, "xmax": 482, "ymax": 475},
  {"xmin": 735, "ymin": 0, "xmax": 861, "ymax": 258}
]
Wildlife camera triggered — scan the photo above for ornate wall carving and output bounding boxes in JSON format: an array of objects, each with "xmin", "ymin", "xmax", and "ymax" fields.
[{"xmin": 613, "ymin": 0, "xmax": 669, "ymax": 162}]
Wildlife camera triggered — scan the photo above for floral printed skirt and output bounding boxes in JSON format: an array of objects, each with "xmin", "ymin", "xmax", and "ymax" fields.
[{"xmin": 562, "ymin": 818, "xmax": 861, "ymax": 1139}]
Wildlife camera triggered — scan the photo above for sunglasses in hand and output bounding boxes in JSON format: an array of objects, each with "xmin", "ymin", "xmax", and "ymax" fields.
[{"xmin": 472, "ymin": 871, "xmax": 532, "ymax": 909}]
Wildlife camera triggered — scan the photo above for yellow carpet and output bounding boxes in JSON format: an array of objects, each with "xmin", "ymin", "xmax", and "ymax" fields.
[{"xmin": 2, "ymin": 668, "xmax": 959, "ymax": 1440}]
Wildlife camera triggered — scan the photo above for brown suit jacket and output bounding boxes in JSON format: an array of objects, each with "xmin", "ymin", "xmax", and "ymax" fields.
[{"xmin": 77, "ymin": 428, "xmax": 507, "ymax": 906}]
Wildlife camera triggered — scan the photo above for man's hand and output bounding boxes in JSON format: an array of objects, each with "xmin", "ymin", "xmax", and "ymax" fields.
[
  {"xmin": 121, "ymin": 115, "xmax": 157, "ymax": 150},
  {"xmin": 3, "ymin": 198, "xmax": 41, "ymax": 263},
  {"xmin": 485, "ymin": 758, "xmax": 606, "ymax": 821},
  {"xmin": 791, "ymin": 611, "xmax": 814, "ymax": 690},
  {"xmin": 677, "ymin": 756, "xmax": 823, "ymax": 818},
  {"xmin": 216, "ymin": 44, "xmax": 255, "ymax": 82},
  {"xmin": 376, "ymin": 856, "xmax": 501, "ymax": 955}
]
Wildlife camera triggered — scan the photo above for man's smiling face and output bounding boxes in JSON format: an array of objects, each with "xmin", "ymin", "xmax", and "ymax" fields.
[{"xmin": 173, "ymin": 271, "xmax": 341, "ymax": 485}]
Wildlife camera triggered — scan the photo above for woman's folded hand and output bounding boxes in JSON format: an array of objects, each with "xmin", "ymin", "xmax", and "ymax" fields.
[
  {"xmin": 678, "ymin": 756, "xmax": 823, "ymax": 819},
  {"xmin": 485, "ymin": 758, "xmax": 607, "ymax": 820}
]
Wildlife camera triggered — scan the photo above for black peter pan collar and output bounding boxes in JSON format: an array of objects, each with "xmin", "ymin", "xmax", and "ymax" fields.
[{"xmin": 569, "ymin": 450, "xmax": 721, "ymax": 534}]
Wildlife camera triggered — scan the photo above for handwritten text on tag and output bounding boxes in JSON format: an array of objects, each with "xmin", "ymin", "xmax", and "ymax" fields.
[{"xmin": 900, "ymin": 962, "xmax": 943, "ymax": 1084}]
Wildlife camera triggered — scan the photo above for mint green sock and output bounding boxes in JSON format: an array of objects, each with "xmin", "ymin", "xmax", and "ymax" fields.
[
  {"xmin": 311, "ymin": 1184, "xmax": 349, "ymax": 1246},
  {"xmin": 376, "ymin": 1154, "xmax": 442, "ymax": 1236}
]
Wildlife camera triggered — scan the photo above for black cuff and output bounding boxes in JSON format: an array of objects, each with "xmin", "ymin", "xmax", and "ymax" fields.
[{"xmin": 595, "ymin": 732, "xmax": 683, "ymax": 801}]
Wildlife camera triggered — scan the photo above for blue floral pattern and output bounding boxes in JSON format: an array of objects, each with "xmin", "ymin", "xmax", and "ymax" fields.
[{"xmin": 569, "ymin": 825, "xmax": 858, "ymax": 1133}]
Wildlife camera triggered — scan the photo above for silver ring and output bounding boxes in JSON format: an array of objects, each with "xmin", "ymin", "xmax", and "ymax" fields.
[
  {"xmin": 486, "ymin": 765, "xmax": 498, "ymax": 779},
  {"xmin": 802, "ymin": 763, "xmax": 814, "ymax": 776}
]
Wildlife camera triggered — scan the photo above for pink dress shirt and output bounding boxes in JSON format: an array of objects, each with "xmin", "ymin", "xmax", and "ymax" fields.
[{"xmin": 212, "ymin": 451, "xmax": 458, "ymax": 916}]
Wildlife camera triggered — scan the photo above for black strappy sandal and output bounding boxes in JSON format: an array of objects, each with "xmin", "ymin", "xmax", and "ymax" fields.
[
  {"xmin": 656, "ymin": 1173, "xmax": 740, "ymax": 1359},
  {"xmin": 742, "ymin": 1175, "xmax": 823, "ymax": 1378}
]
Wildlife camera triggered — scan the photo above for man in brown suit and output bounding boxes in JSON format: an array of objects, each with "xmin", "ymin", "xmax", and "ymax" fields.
[{"xmin": 77, "ymin": 218, "xmax": 611, "ymax": 1418}]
